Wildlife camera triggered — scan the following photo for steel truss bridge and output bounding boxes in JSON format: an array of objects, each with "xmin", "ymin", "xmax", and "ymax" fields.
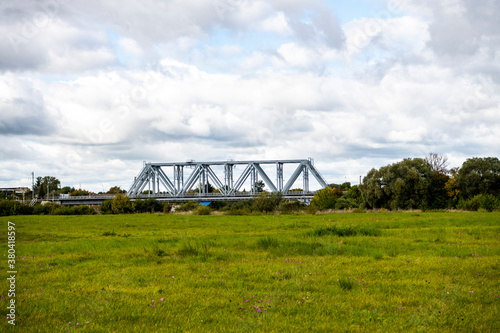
[
  {"xmin": 57, "ymin": 159, "xmax": 329, "ymax": 205},
  {"xmin": 127, "ymin": 159, "xmax": 327, "ymax": 200}
]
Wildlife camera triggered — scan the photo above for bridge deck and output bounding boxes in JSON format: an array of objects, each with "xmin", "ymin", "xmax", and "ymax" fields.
[{"xmin": 56, "ymin": 192, "xmax": 316, "ymax": 206}]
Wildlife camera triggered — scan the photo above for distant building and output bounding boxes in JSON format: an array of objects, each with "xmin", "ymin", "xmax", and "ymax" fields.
[{"xmin": 0, "ymin": 187, "xmax": 30, "ymax": 194}]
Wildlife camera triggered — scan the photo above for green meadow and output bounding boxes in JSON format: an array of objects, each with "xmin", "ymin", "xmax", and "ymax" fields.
[{"xmin": 1, "ymin": 212, "xmax": 499, "ymax": 332}]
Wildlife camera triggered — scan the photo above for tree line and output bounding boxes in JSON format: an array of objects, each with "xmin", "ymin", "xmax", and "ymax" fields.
[{"xmin": 349, "ymin": 155, "xmax": 498, "ymax": 211}]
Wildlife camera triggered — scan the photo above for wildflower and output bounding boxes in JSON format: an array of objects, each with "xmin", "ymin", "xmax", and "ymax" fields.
[
  {"xmin": 161, "ymin": 298, "xmax": 164, "ymax": 301},
  {"xmin": 152, "ymin": 300, "xmax": 155, "ymax": 302},
  {"xmin": 398, "ymin": 307, "xmax": 402, "ymax": 310}
]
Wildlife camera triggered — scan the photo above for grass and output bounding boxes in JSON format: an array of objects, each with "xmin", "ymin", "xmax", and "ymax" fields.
[{"xmin": 0, "ymin": 212, "xmax": 499, "ymax": 332}]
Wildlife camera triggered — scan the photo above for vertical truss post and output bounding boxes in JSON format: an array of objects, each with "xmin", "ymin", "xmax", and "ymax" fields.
[
  {"xmin": 224, "ymin": 164, "xmax": 234, "ymax": 192},
  {"xmin": 174, "ymin": 166, "xmax": 183, "ymax": 195},
  {"xmin": 277, "ymin": 163, "xmax": 283, "ymax": 191},
  {"xmin": 303, "ymin": 164, "xmax": 309, "ymax": 193},
  {"xmin": 250, "ymin": 164, "xmax": 257, "ymax": 194},
  {"xmin": 149, "ymin": 169, "xmax": 156, "ymax": 196}
]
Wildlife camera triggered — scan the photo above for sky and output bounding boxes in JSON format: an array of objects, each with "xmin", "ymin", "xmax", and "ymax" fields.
[{"xmin": 1, "ymin": 0, "xmax": 499, "ymax": 193}]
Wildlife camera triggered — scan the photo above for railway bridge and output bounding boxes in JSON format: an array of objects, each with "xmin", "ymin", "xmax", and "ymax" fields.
[{"xmin": 59, "ymin": 159, "xmax": 329, "ymax": 205}]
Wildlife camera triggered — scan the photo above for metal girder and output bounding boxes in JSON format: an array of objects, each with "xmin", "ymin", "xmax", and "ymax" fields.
[
  {"xmin": 254, "ymin": 164, "xmax": 277, "ymax": 192},
  {"xmin": 127, "ymin": 159, "xmax": 329, "ymax": 198}
]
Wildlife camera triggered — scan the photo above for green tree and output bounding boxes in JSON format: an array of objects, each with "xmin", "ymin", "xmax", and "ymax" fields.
[
  {"xmin": 311, "ymin": 187, "xmax": 340, "ymax": 210},
  {"xmin": 70, "ymin": 189, "xmax": 91, "ymax": 197},
  {"xmin": 60, "ymin": 186, "xmax": 75, "ymax": 194},
  {"xmin": 252, "ymin": 192, "xmax": 283, "ymax": 212},
  {"xmin": 362, "ymin": 158, "xmax": 433, "ymax": 210},
  {"xmin": 456, "ymin": 157, "xmax": 500, "ymax": 199},
  {"xmin": 108, "ymin": 186, "xmax": 126, "ymax": 194},
  {"xmin": 110, "ymin": 194, "xmax": 135, "ymax": 214},
  {"xmin": 342, "ymin": 185, "xmax": 364, "ymax": 206},
  {"xmin": 34, "ymin": 176, "xmax": 61, "ymax": 199},
  {"xmin": 254, "ymin": 181, "xmax": 265, "ymax": 193}
]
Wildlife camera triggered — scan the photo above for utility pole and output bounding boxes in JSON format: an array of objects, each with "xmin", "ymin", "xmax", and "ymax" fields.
[{"xmin": 32, "ymin": 171, "xmax": 34, "ymax": 200}]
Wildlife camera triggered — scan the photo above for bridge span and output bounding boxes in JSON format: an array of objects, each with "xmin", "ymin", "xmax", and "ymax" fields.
[
  {"xmin": 57, "ymin": 191, "xmax": 318, "ymax": 206},
  {"xmin": 57, "ymin": 159, "xmax": 329, "ymax": 205}
]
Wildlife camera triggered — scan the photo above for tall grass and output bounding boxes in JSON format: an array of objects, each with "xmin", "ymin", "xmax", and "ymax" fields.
[{"xmin": 311, "ymin": 224, "xmax": 381, "ymax": 237}]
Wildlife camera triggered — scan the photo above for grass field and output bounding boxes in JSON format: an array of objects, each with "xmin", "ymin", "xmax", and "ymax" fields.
[{"xmin": 1, "ymin": 212, "xmax": 499, "ymax": 332}]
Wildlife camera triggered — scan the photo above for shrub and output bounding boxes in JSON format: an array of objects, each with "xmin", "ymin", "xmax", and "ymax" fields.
[
  {"xmin": 135, "ymin": 198, "xmax": 163, "ymax": 213},
  {"xmin": 111, "ymin": 194, "xmax": 135, "ymax": 214},
  {"xmin": 224, "ymin": 208, "xmax": 249, "ymax": 215},
  {"xmin": 193, "ymin": 205, "xmax": 211, "ymax": 215},
  {"xmin": 311, "ymin": 187, "xmax": 339, "ymax": 210},
  {"xmin": 175, "ymin": 201, "xmax": 199, "ymax": 212},
  {"xmin": 100, "ymin": 200, "xmax": 113, "ymax": 214},
  {"xmin": 208, "ymin": 201, "xmax": 228, "ymax": 210},
  {"xmin": 0, "ymin": 200, "xmax": 34, "ymax": 216},
  {"xmin": 279, "ymin": 201, "xmax": 307, "ymax": 214},
  {"xmin": 458, "ymin": 194, "xmax": 499, "ymax": 212},
  {"xmin": 335, "ymin": 198, "xmax": 359, "ymax": 210},
  {"xmin": 33, "ymin": 203, "xmax": 49, "ymax": 215},
  {"xmin": 71, "ymin": 205, "xmax": 95, "ymax": 215},
  {"xmin": 252, "ymin": 192, "xmax": 283, "ymax": 213},
  {"xmin": 479, "ymin": 194, "xmax": 498, "ymax": 212}
]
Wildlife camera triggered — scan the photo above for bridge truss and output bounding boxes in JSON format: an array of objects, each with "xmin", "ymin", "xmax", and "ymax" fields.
[{"xmin": 127, "ymin": 159, "xmax": 328, "ymax": 199}]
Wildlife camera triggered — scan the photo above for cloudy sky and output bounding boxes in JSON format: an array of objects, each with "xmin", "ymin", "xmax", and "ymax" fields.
[{"xmin": 1, "ymin": 0, "xmax": 499, "ymax": 192}]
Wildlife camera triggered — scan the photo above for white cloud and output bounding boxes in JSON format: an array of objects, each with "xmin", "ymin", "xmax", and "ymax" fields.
[
  {"xmin": 260, "ymin": 12, "xmax": 292, "ymax": 35},
  {"xmin": 0, "ymin": 0, "xmax": 499, "ymax": 191}
]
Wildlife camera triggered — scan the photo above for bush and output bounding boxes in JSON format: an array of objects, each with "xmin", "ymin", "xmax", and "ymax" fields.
[
  {"xmin": 279, "ymin": 201, "xmax": 307, "ymax": 214},
  {"xmin": 209, "ymin": 201, "xmax": 228, "ymax": 210},
  {"xmin": 458, "ymin": 194, "xmax": 499, "ymax": 212},
  {"xmin": 335, "ymin": 198, "xmax": 359, "ymax": 210},
  {"xmin": 480, "ymin": 194, "xmax": 498, "ymax": 212},
  {"xmin": 193, "ymin": 205, "xmax": 211, "ymax": 215},
  {"xmin": 175, "ymin": 201, "xmax": 199, "ymax": 212},
  {"xmin": 100, "ymin": 200, "xmax": 113, "ymax": 214},
  {"xmin": 71, "ymin": 205, "xmax": 95, "ymax": 215},
  {"xmin": 111, "ymin": 194, "xmax": 135, "ymax": 214},
  {"xmin": 311, "ymin": 187, "xmax": 339, "ymax": 210},
  {"xmin": 0, "ymin": 200, "xmax": 33, "ymax": 216},
  {"xmin": 224, "ymin": 207, "xmax": 249, "ymax": 215},
  {"xmin": 135, "ymin": 198, "xmax": 163, "ymax": 213},
  {"xmin": 252, "ymin": 192, "xmax": 283, "ymax": 213}
]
